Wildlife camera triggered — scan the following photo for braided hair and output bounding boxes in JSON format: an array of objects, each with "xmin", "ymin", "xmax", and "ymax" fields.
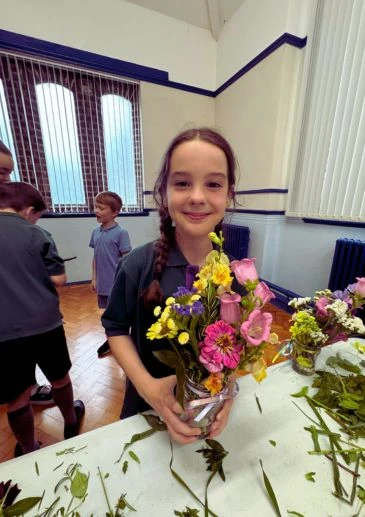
[{"xmin": 143, "ymin": 127, "xmax": 237, "ymax": 308}]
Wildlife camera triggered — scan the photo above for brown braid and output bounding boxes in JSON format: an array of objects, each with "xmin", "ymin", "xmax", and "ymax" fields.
[{"xmin": 142, "ymin": 208, "xmax": 174, "ymax": 308}]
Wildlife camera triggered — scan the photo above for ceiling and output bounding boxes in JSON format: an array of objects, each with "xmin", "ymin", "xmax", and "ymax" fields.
[{"xmin": 123, "ymin": 0, "xmax": 245, "ymax": 40}]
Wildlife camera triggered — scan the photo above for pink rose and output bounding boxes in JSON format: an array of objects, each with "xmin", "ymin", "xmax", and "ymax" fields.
[
  {"xmin": 219, "ymin": 293, "xmax": 242, "ymax": 324},
  {"xmin": 230, "ymin": 258, "xmax": 258, "ymax": 285},
  {"xmin": 254, "ymin": 281, "xmax": 275, "ymax": 306},
  {"xmin": 240, "ymin": 309, "xmax": 272, "ymax": 346},
  {"xmin": 353, "ymin": 277, "xmax": 365, "ymax": 297}
]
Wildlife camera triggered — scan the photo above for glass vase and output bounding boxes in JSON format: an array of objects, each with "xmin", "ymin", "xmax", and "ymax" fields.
[
  {"xmin": 291, "ymin": 339, "xmax": 321, "ymax": 376},
  {"xmin": 180, "ymin": 378, "xmax": 239, "ymax": 439}
]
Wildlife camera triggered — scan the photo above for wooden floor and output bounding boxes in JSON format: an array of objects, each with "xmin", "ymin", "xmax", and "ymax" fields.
[{"xmin": 0, "ymin": 284, "xmax": 291, "ymax": 464}]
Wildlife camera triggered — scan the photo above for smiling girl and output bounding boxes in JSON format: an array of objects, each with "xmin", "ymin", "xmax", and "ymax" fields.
[{"xmin": 102, "ymin": 127, "xmax": 237, "ymax": 444}]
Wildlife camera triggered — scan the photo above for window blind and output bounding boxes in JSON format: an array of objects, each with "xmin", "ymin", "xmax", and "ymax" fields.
[{"xmin": 286, "ymin": 0, "xmax": 365, "ymax": 222}]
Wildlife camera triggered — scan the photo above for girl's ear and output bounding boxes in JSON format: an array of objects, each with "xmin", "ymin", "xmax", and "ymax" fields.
[{"xmin": 24, "ymin": 206, "xmax": 43, "ymax": 224}]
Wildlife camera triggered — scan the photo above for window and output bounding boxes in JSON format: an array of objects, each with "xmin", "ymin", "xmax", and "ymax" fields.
[
  {"xmin": 0, "ymin": 79, "xmax": 20, "ymax": 181},
  {"xmin": 286, "ymin": 0, "xmax": 365, "ymax": 222},
  {"xmin": 0, "ymin": 52, "xmax": 143, "ymax": 213},
  {"xmin": 102, "ymin": 94, "xmax": 137, "ymax": 205},
  {"xmin": 36, "ymin": 83, "xmax": 85, "ymax": 208}
]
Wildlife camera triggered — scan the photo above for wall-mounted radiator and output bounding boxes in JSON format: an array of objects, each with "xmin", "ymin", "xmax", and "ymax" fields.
[
  {"xmin": 328, "ymin": 238, "xmax": 365, "ymax": 291},
  {"xmin": 222, "ymin": 223, "xmax": 250, "ymax": 260}
]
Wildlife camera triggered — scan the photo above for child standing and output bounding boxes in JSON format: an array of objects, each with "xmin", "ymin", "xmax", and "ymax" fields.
[
  {"xmin": 102, "ymin": 127, "xmax": 237, "ymax": 444},
  {"xmin": 0, "ymin": 182, "xmax": 85, "ymax": 456},
  {"xmin": 0, "ymin": 140, "xmax": 54, "ymax": 406},
  {"xmin": 90, "ymin": 191, "xmax": 132, "ymax": 357}
]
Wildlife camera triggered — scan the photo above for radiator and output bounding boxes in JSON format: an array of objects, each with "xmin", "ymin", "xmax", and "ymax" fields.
[
  {"xmin": 222, "ymin": 223, "xmax": 250, "ymax": 260},
  {"xmin": 328, "ymin": 238, "xmax": 365, "ymax": 291}
]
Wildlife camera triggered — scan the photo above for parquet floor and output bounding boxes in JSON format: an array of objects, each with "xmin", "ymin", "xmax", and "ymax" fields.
[{"xmin": 0, "ymin": 284, "xmax": 291, "ymax": 464}]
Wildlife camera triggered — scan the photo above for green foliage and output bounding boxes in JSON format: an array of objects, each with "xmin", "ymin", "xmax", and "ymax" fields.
[{"xmin": 305, "ymin": 472, "xmax": 316, "ymax": 482}]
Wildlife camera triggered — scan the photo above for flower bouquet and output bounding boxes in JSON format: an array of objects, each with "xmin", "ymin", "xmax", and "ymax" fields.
[
  {"xmin": 288, "ymin": 278, "xmax": 365, "ymax": 375},
  {"xmin": 147, "ymin": 231, "xmax": 277, "ymax": 437}
]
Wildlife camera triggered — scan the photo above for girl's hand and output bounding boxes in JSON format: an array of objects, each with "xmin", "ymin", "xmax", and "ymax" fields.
[
  {"xmin": 207, "ymin": 398, "xmax": 234, "ymax": 439},
  {"xmin": 142, "ymin": 375, "xmax": 201, "ymax": 445}
]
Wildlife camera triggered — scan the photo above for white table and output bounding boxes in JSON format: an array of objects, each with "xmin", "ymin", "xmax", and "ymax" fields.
[{"xmin": 1, "ymin": 338, "xmax": 364, "ymax": 516}]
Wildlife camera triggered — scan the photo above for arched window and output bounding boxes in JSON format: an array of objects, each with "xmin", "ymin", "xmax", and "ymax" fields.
[
  {"xmin": 101, "ymin": 94, "xmax": 137, "ymax": 205},
  {"xmin": 0, "ymin": 79, "xmax": 20, "ymax": 180},
  {"xmin": 35, "ymin": 83, "xmax": 85, "ymax": 207}
]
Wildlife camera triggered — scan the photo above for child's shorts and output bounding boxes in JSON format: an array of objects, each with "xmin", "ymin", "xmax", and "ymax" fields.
[
  {"xmin": 97, "ymin": 295, "xmax": 109, "ymax": 309},
  {"xmin": 0, "ymin": 325, "xmax": 72, "ymax": 405}
]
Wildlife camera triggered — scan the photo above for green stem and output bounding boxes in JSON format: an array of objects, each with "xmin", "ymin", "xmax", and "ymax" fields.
[{"xmin": 98, "ymin": 466, "xmax": 114, "ymax": 516}]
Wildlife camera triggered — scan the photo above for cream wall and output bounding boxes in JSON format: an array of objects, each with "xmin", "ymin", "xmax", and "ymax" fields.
[{"xmin": 1, "ymin": 0, "xmax": 216, "ymax": 90}]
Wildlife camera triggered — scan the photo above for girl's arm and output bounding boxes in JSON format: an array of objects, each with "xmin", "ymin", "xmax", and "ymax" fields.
[
  {"xmin": 108, "ymin": 335, "xmax": 201, "ymax": 444},
  {"xmin": 91, "ymin": 257, "xmax": 96, "ymax": 292}
]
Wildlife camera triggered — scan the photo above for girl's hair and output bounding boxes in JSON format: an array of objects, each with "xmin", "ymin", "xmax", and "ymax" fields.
[
  {"xmin": 0, "ymin": 140, "xmax": 12, "ymax": 157},
  {"xmin": 95, "ymin": 191, "xmax": 122, "ymax": 213},
  {"xmin": 0, "ymin": 182, "xmax": 47, "ymax": 212},
  {"xmin": 143, "ymin": 127, "xmax": 237, "ymax": 308}
]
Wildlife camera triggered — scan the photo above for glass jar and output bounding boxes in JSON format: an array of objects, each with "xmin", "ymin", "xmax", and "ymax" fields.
[
  {"xmin": 291, "ymin": 339, "xmax": 321, "ymax": 376},
  {"xmin": 180, "ymin": 378, "xmax": 239, "ymax": 438}
]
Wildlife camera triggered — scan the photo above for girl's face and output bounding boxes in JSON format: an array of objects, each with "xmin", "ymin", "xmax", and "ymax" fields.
[{"xmin": 166, "ymin": 140, "xmax": 231, "ymax": 241}]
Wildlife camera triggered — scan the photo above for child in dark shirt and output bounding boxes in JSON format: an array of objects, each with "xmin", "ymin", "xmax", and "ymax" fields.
[{"xmin": 0, "ymin": 182, "xmax": 85, "ymax": 456}]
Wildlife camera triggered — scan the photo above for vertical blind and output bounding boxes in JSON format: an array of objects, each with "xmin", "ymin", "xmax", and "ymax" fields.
[
  {"xmin": 0, "ymin": 51, "xmax": 143, "ymax": 214},
  {"xmin": 286, "ymin": 0, "xmax": 365, "ymax": 222}
]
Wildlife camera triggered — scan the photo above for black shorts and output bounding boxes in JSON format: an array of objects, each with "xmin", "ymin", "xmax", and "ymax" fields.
[{"xmin": 0, "ymin": 325, "xmax": 72, "ymax": 404}]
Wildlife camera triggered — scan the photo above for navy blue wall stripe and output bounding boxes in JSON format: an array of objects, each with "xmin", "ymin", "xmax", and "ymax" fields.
[
  {"xmin": 215, "ymin": 33, "xmax": 307, "ymax": 96},
  {"xmin": 303, "ymin": 218, "xmax": 365, "ymax": 229},
  {"xmin": 0, "ymin": 29, "xmax": 306, "ymax": 97},
  {"xmin": 144, "ymin": 188, "xmax": 288, "ymax": 195}
]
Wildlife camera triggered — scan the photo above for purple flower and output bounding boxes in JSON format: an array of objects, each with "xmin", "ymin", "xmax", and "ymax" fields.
[
  {"xmin": 192, "ymin": 301, "xmax": 204, "ymax": 315},
  {"xmin": 172, "ymin": 286, "xmax": 196, "ymax": 298}
]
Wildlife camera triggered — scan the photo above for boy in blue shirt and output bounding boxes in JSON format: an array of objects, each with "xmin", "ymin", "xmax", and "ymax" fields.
[{"xmin": 90, "ymin": 191, "xmax": 131, "ymax": 357}]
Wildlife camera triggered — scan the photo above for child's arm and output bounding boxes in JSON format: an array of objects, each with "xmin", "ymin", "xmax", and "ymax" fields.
[
  {"xmin": 50, "ymin": 273, "xmax": 67, "ymax": 287},
  {"xmin": 91, "ymin": 257, "xmax": 96, "ymax": 292},
  {"xmin": 108, "ymin": 335, "xmax": 201, "ymax": 445}
]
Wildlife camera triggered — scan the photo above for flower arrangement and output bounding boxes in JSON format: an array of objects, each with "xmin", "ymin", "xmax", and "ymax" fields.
[
  {"xmin": 146, "ymin": 232, "xmax": 277, "ymax": 411},
  {"xmin": 288, "ymin": 278, "xmax": 365, "ymax": 372}
]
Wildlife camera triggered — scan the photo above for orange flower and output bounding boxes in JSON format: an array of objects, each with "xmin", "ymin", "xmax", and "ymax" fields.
[{"xmin": 203, "ymin": 373, "xmax": 224, "ymax": 395}]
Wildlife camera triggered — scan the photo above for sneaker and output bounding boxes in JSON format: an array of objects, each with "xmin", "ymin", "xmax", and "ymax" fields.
[
  {"xmin": 30, "ymin": 385, "xmax": 54, "ymax": 406},
  {"xmin": 97, "ymin": 341, "xmax": 111, "ymax": 358},
  {"xmin": 64, "ymin": 400, "xmax": 85, "ymax": 440},
  {"xmin": 14, "ymin": 441, "xmax": 41, "ymax": 458}
]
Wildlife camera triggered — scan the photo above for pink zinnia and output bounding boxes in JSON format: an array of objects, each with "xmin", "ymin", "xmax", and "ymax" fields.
[
  {"xmin": 219, "ymin": 293, "xmax": 242, "ymax": 324},
  {"xmin": 230, "ymin": 258, "xmax": 258, "ymax": 286},
  {"xmin": 199, "ymin": 320, "xmax": 242, "ymax": 373},
  {"xmin": 315, "ymin": 296, "xmax": 329, "ymax": 318},
  {"xmin": 240, "ymin": 309, "xmax": 272, "ymax": 346}
]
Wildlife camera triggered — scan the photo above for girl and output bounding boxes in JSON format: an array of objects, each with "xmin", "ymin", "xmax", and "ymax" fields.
[{"xmin": 102, "ymin": 127, "xmax": 237, "ymax": 444}]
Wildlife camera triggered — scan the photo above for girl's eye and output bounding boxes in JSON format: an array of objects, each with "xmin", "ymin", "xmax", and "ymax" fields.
[
  {"xmin": 174, "ymin": 181, "xmax": 189, "ymax": 188},
  {"xmin": 207, "ymin": 182, "xmax": 223, "ymax": 189}
]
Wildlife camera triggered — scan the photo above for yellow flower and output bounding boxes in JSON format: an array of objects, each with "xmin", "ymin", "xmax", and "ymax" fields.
[
  {"xmin": 199, "ymin": 264, "xmax": 213, "ymax": 280},
  {"xmin": 191, "ymin": 294, "xmax": 201, "ymax": 301},
  {"xmin": 153, "ymin": 306, "xmax": 161, "ymax": 317},
  {"xmin": 146, "ymin": 322, "xmax": 162, "ymax": 340},
  {"xmin": 160, "ymin": 306, "xmax": 171, "ymax": 322},
  {"xmin": 178, "ymin": 332, "xmax": 189, "ymax": 345},
  {"xmin": 251, "ymin": 360, "xmax": 267, "ymax": 383},
  {"xmin": 268, "ymin": 332, "xmax": 279, "ymax": 345},
  {"xmin": 203, "ymin": 373, "xmax": 224, "ymax": 395},
  {"xmin": 205, "ymin": 250, "xmax": 220, "ymax": 265},
  {"xmin": 165, "ymin": 297, "xmax": 175, "ymax": 306},
  {"xmin": 212, "ymin": 263, "xmax": 232, "ymax": 288},
  {"xmin": 167, "ymin": 318, "xmax": 177, "ymax": 331},
  {"xmin": 193, "ymin": 277, "xmax": 208, "ymax": 293}
]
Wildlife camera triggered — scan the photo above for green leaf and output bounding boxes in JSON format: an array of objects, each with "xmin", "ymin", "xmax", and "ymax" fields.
[
  {"xmin": 70, "ymin": 469, "xmax": 89, "ymax": 498},
  {"xmin": 122, "ymin": 460, "xmax": 128, "ymax": 474},
  {"xmin": 255, "ymin": 394, "xmax": 262, "ymax": 414},
  {"xmin": 269, "ymin": 440, "xmax": 276, "ymax": 447},
  {"xmin": 259, "ymin": 459, "xmax": 282, "ymax": 517},
  {"xmin": 326, "ymin": 355, "xmax": 361, "ymax": 374},
  {"xmin": 290, "ymin": 386, "xmax": 309, "ymax": 398},
  {"xmin": 287, "ymin": 511, "xmax": 305, "ymax": 517},
  {"xmin": 35, "ymin": 461, "xmax": 39, "ymax": 476},
  {"xmin": 128, "ymin": 450, "xmax": 140, "ymax": 464},
  {"xmin": 142, "ymin": 413, "xmax": 167, "ymax": 431},
  {"xmin": 153, "ymin": 349, "xmax": 179, "ymax": 368},
  {"xmin": 3, "ymin": 497, "xmax": 41, "ymax": 516},
  {"xmin": 117, "ymin": 494, "xmax": 136, "ymax": 512},
  {"xmin": 115, "ymin": 427, "xmax": 157, "ymax": 463},
  {"xmin": 305, "ymin": 472, "xmax": 316, "ymax": 482}
]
